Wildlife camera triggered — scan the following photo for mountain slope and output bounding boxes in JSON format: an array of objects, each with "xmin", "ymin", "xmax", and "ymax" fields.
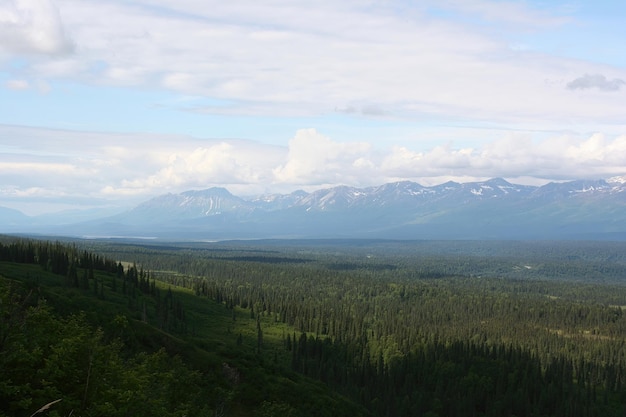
[
  {"xmin": 0, "ymin": 206, "xmax": 30, "ymax": 229},
  {"xmin": 4, "ymin": 177, "xmax": 626, "ymax": 240}
]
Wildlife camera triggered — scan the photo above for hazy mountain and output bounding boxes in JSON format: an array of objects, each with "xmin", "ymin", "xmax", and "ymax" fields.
[
  {"xmin": 3, "ymin": 178, "xmax": 626, "ymax": 240},
  {"xmin": 0, "ymin": 206, "xmax": 30, "ymax": 231},
  {"xmin": 34, "ymin": 207, "xmax": 128, "ymax": 225},
  {"xmin": 113, "ymin": 187, "xmax": 253, "ymax": 224},
  {"xmin": 248, "ymin": 190, "xmax": 309, "ymax": 211}
]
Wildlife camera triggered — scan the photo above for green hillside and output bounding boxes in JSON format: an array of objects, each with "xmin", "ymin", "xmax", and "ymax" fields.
[{"xmin": 0, "ymin": 239, "xmax": 364, "ymax": 417}]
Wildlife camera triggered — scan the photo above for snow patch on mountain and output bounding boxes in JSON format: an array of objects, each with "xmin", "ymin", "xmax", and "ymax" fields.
[
  {"xmin": 608, "ymin": 176, "xmax": 626, "ymax": 184},
  {"xmin": 6, "ymin": 176, "xmax": 626, "ymax": 240}
]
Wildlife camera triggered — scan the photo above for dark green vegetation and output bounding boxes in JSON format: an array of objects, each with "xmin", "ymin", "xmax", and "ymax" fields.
[{"xmin": 3, "ymin": 237, "xmax": 626, "ymax": 416}]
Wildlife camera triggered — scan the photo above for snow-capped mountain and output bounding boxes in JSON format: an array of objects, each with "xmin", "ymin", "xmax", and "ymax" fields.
[
  {"xmin": 249, "ymin": 190, "xmax": 309, "ymax": 211},
  {"xmin": 3, "ymin": 177, "xmax": 626, "ymax": 240},
  {"xmin": 120, "ymin": 187, "xmax": 253, "ymax": 223},
  {"xmin": 292, "ymin": 186, "xmax": 369, "ymax": 211},
  {"xmin": 607, "ymin": 176, "xmax": 626, "ymax": 185}
]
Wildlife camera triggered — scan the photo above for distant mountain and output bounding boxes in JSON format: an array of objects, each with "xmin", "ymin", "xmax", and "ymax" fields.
[
  {"xmin": 3, "ymin": 178, "xmax": 626, "ymax": 240},
  {"xmin": 0, "ymin": 206, "xmax": 30, "ymax": 230},
  {"xmin": 34, "ymin": 207, "xmax": 128, "ymax": 225},
  {"xmin": 113, "ymin": 187, "xmax": 253, "ymax": 224},
  {"xmin": 0, "ymin": 206, "xmax": 129, "ymax": 236}
]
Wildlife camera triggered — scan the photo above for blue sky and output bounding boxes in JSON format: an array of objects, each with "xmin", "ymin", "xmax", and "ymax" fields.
[{"xmin": 1, "ymin": 0, "xmax": 625, "ymax": 215}]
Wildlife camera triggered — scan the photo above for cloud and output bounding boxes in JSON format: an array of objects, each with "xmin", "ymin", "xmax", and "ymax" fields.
[
  {"xmin": 0, "ymin": 160, "xmax": 82, "ymax": 175},
  {"xmin": 99, "ymin": 139, "xmax": 286, "ymax": 197},
  {"xmin": 3, "ymin": 125, "xmax": 626, "ymax": 213},
  {"xmin": 567, "ymin": 74, "xmax": 626, "ymax": 92},
  {"xmin": 2, "ymin": 186, "xmax": 67, "ymax": 199},
  {"xmin": 0, "ymin": 0, "xmax": 73, "ymax": 55},
  {"xmin": 377, "ymin": 133, "xmax": 626, "ymax": 183},
  {"xmin": 272, "ymin": 129, "xmax": 373, "ymax": 185},
  {"xmin": 2, "ymin": 0, "xmax": 622, "ymax": 128},
  {"xmin": 5, "ymin": 79, "xmax": 29, "ymax": 90},
  {"xmin": 335, "ymin": 104, "xmax": 388, "ymax": 117}
]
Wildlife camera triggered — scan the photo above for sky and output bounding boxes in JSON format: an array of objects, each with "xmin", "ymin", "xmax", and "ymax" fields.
[{"xmin": 1, "ymin": 0, "xmax": 626, "ymax": 215}]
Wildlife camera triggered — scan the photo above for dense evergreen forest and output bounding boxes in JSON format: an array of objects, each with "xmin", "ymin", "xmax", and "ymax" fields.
[{"xmin": 2, "ymin": 236, "xmax": 626, "ymax": 416}]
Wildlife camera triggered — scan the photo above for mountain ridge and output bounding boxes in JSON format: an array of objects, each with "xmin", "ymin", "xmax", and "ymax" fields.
[{"xmin": 3, "ymin": 177, "xmax": 626, "ymax": 240}]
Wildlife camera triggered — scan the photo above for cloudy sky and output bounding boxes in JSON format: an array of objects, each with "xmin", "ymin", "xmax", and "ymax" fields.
[{"xmin": 1, "ymin": 0, "xmax": 626, "ymax": 215}]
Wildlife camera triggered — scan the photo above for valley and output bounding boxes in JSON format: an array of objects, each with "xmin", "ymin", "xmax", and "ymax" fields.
[{"xmin": 3, "ymin": 237, "xmax": 626, "ymax": 416}]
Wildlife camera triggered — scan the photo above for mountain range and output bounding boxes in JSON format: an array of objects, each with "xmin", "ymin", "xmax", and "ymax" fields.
[{"xmin": 3, "ymin": 177, "xmax": 626, "ymax": 240}]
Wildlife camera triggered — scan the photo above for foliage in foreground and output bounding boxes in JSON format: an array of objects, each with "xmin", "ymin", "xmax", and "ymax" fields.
[
  {"xmin": 0, "ymin": 239, "xmax": 363, "ymax": 417},
  {"xmin": 0, "ymin": 283, "xmax": 212, "ymax": 416}
]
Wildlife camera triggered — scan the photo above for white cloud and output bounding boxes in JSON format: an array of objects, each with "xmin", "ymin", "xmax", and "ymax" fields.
[
  {"xmin": 100, "ymin": 140, "xmax": 285, "ymax": 196},
  {"xmin": 273, "ymin": 129, "xmax": 372, "ymax": 185},
  {"xmin": 2, "ymin": 125, "xmax": 626, "ymax": 213},
  {"xmin": 5, "ymin": 79, "xmax": 29, "ymax": 89},
  {"xmin": 0, "ymin": 0, "xmax": 73, "ymax": 55},
  {"xmin": 127, "ymin": 143, "xmax": 258, "ymax": 188},
  {"xmin": 377, "ymin": 132, "xmax": 626, "ymax": 183},
  {"xmin": 3, "ymin": 186, "xmax": 66, "ymax": 198},
  {"xmin": 2, "ymin": 1, "xmax": 625, "ymax": 215},
  {"xmin": 0, "ymin": 160, "xmax": 81, "ymax": 175},
  {"xmin": 0, "ymin": 0, "xmax": 621, "ymax": 129}
]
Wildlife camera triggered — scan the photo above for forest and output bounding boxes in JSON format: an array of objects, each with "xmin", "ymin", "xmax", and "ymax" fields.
[{"xmin": 2, "ymin": 236, "xmax": 626, "ymax": 416}]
